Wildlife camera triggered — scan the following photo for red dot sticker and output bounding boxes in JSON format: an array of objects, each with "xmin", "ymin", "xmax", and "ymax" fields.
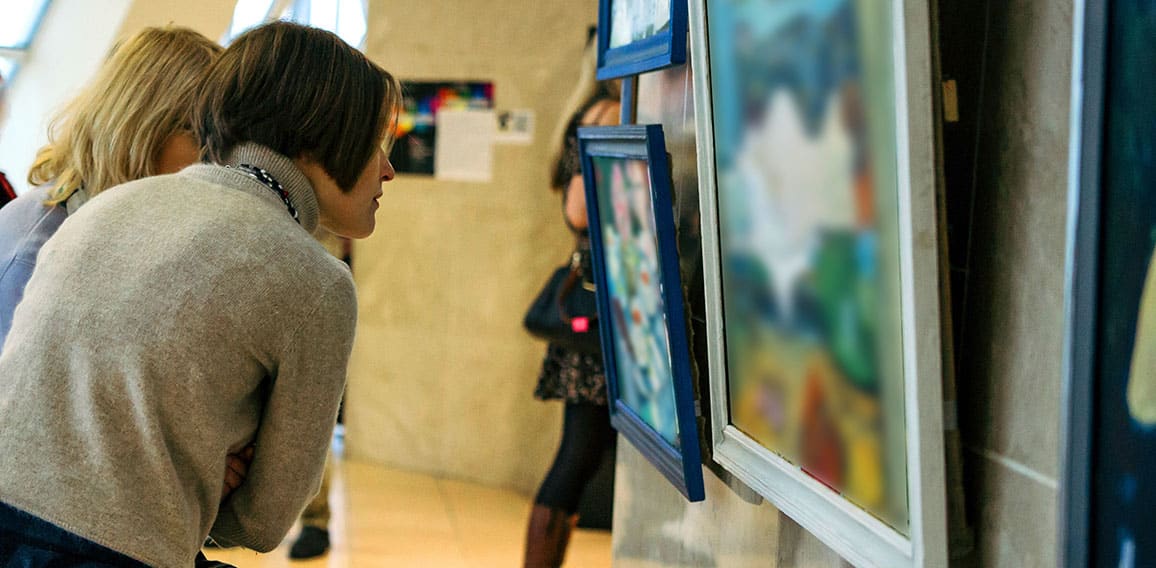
[{"xmin": 571, "ymin": 317, "xmax": 590, "ymax": 333}]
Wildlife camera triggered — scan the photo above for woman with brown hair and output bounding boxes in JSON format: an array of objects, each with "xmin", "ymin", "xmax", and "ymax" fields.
[{"xmin": 0, "ymin": 21, "xmax": 400, "ymax": 567}]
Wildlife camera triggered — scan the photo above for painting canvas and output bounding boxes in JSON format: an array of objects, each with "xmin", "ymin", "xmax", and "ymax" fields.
[
  {"xmin": 389, "ymin": 81, "xmax": 493, "ymax": 175},
  {"xmin": 592, "ymin": 155, "xmax": 680, "ymax": 446},
  {"xmin": 596, "ymin": 0, "xmax": 687, "ymax": 80},
  {"xmin": 706, "ymin": 0, "xmax": 907, "ymax": 529},
  {"xmin": 608, "ymin": 0, "xmax": 672, "ymax": 48},
  {"xmin": 579, "ymin": 124, "xmax": 705, "ymax": 502},
  {"xmin": 1061, "ymin": 1, "xmax": 1156, "ymax": 566},
  {"xmin": 692, "ymin": 0, "xmax": 947, "ymax": 564}
]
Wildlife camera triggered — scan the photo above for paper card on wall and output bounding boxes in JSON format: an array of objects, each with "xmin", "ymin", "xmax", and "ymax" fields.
[
  {"xmin": 494, "ymin": 109, "xmax": 535, "ymax": 145},
  {"xmin": 434, "ymin": 109, "xmax": 495, "ymax": 183}
]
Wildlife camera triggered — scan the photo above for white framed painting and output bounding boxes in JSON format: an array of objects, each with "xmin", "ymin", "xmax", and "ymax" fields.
[{"xmin": 689, "ymin": 0, "xmax": 947, "ymax": 566}]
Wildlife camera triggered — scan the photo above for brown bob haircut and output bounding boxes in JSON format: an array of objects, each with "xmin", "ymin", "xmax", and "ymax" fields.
[{"xmin": 194, "ymin": 21, "xmax": 400, "ymax": 191}]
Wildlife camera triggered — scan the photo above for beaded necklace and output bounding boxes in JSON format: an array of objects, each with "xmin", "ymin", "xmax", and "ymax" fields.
[{"xmin": 228, "ymin": 164, "xmax": 299, "ymax": 224}]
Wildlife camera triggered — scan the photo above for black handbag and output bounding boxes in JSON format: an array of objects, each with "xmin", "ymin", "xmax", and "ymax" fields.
[{"xmin": 523, "ymin": 249, "xmax": 602, "ymax": 354}]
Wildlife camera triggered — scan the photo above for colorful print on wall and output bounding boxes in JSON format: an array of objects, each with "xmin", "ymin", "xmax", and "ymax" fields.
[
  {"xmin": 389, "ymin": 81, "xmax": 494, "ymax": 175},
  {"xmin": 706, "ymin": 0, "xmax": 908, "ymax": 531}
]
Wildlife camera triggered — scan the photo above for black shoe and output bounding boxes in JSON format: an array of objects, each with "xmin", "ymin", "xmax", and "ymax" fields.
[
  {"xmin": 289, "ymin": 526, "xmax": 330, "ymax": 560},
  {"xmin": 195, "ymin": 551, "xmax": 237, "ymax": 568}
]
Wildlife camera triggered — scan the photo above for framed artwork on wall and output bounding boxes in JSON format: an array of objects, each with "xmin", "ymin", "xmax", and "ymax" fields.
[
  {"xmin": 596, "ymin": 0, "xmax": 688, "ymax": 80},
  {"xmin": 689, "ymin": 0, "xmax": 947, "ymax": 565},
  {"xmin": 1060, "ymin": 0, "xmax": 1156, "ymax": 566},
  {"xmin": 578, "ymin": 124, "xmax": 705, "ymax": 502}
]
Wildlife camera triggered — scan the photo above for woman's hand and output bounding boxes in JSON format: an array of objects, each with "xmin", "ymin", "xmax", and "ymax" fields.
[
  {"xmin": 221, "ymin": 445, "xmax": 256, "ymax": 502},
  {"xmin": 565, "ymin": 174, "xmax": 589, "ymax": 229}
]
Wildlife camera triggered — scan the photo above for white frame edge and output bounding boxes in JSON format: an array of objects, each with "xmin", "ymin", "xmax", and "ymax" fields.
[{"xmin": 689, "ymin": 0, "xmax": 948, "ymax": 566}]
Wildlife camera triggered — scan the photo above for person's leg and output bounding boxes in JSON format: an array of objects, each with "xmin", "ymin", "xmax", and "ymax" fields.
[
  {"xmin": 524, "ymin": 402, "xmax": 615, "ymax": 568},
  {"xmin": 289, "ymin": 453, "xmax": 332, "ymax": 560},
  {"xmin": 0, "ymin": 501, "xmax": 150, "ymax": 567}
]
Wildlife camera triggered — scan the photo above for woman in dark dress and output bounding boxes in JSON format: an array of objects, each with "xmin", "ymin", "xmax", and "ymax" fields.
[{"xmin": 524, "ymin": 32, "xmax": 620, "ymax": 568}]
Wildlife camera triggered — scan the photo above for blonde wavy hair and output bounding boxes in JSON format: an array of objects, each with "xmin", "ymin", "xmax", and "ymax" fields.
[
  {"xmin": 547, "ymin": 28, "xmax": 621, "ymax": 191},
  {"xmin": 28, "ymin": 26, "xmax": 221, "ymax": 204}
]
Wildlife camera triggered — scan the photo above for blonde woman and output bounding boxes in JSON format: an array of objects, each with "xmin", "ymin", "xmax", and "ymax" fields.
[{"xmin": 0, "ymin": 26, "xmax": 220, "ymax": 347}]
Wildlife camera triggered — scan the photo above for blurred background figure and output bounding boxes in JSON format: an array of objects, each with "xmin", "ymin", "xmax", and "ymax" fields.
[{"xmin": 523, "ymin": 28, "xmax": 620, "ymax": 568}]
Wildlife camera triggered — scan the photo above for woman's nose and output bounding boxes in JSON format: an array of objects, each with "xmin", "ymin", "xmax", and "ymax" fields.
[{"xmin": 380, "ymin": 153, "xmax": 395, "ymax": 182}]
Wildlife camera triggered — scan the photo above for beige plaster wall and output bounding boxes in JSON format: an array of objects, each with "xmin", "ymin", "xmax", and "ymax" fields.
[
  {"xmin": 116, "ymin": 0, "xmax": 234, "ymax": 41},
  {"xmin": 953, "ymin": 1, "xmax": 1073, "ymax": 566},
  {"xmin": 345, "ymin": 0, "xmax": 597, "ymax": 494}
]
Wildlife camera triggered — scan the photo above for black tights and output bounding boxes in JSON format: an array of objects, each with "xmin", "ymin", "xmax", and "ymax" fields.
[{"xmin": 534, "ymin": 402, "xmax": 616, "ymax": 514}]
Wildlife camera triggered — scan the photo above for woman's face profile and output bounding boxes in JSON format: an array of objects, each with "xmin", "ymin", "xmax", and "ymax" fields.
[{"xmin": 313, "ymin": 146, "xmax": 395, "ymax": 239}]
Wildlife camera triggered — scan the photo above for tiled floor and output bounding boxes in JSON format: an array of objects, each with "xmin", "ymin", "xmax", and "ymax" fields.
[{"xmin": 203, "ymin": 458, "xmax": 612, "ymax": 567}]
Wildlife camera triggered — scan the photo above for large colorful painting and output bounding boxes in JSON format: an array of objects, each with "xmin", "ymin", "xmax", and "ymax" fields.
[
  {"xmin": 692, "ymin": 0, "xmax": 947, "ymax": 565},
  {"xmin": 579, "ymin": 124, "xmax": 704, "ymax": 502},
  {"xmin": 1061, "ymin": 1, "xmax": 1156, "ymax": 566},
  {"xmin": 708, "ymin": 0, "xmax": 907, "ymax": 529}
]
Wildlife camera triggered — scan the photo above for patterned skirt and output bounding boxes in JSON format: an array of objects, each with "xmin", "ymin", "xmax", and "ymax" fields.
[{"xmin": 534, "ymin": 343, "xmax": 608, "ymax": 405}]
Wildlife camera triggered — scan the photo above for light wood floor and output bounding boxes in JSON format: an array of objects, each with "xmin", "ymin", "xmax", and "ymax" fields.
[{"xmin": 203, "ymin": 458, "xmax": 612, "ymax": 567}]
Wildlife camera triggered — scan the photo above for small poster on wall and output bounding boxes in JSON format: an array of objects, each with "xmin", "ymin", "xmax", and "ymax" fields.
[
  {"xmin": 494, "ymin": 109, "xmax": 536, "ymax": 145},
  {"xmin": 390, "ymin": 81, "xmax": 494, "ymax": 176}
]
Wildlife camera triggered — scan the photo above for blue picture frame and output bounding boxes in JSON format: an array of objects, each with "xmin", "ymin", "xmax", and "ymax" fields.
[
  {"xmin": 578, "ymin": 124, "xmax": 704, "ymax": 502},
  {"xmin": 595, "ymin": 0, "xmax": 688, "ymax": 80}
]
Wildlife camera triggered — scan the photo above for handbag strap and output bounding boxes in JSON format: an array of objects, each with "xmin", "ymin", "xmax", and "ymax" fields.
[{"xmin": 555, "ymin": 250, "xmax": 594, "ymax": 324}]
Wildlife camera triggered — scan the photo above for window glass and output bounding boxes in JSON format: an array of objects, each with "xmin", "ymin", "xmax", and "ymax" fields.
[
  {"xmin": 0, "ymin": 58, "xmax": 18, "ymax": 82},
  {"xmin": 228, "ymin": 0, "xmax": 276, "ymax": 40},
  {"xmin": 0, "ymin": 0, "xmax": 51, "ymax": 49},
  {"xmin": 227, "ymin": 0, "xmax": 366, "ymax": 48}
]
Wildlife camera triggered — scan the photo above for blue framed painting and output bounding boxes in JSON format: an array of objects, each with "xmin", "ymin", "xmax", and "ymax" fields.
[
  {"xmin": 578, "ymin": 124, "xmax": 705, "ymax": 502},
  {"xmin": 595, "ymin": 0, "xmax": 688, "ymax": 80}
]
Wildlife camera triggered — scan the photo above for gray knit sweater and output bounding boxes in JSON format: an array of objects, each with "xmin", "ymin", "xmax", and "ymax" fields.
[{"xmin": 0, "ymin": 144, "xmax": 357, "ymax": 567}]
